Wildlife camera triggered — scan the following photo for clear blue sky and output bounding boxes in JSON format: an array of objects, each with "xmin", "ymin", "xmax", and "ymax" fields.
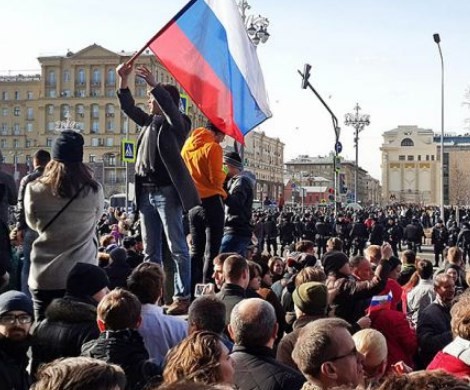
[{"xmin": 2, "ymin": 0, "xmax": 470, "ymax": 181}]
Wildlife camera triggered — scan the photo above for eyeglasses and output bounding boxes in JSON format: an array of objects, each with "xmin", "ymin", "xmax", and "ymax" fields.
[
  {"xmin": 0, "ymin": 314, "xmax": 33, "ymax": 325},
  {"xmin": 328, "ymin": 347, "xmax": 359, "ymax": 362}
]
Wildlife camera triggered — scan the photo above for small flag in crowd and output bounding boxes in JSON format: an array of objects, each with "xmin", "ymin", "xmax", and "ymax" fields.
[
  {"xmin": 143, "ymin": 0, "xmax": 272, "ymax": 143},
  {"xmin": 367, "ymin": 291, "xmax": 393, "ymax": 315}
]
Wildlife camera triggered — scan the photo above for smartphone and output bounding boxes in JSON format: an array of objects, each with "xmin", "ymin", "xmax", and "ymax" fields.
[{"xmin": 194, "ymin": 283, "xmax": 215, "ymax": 297}]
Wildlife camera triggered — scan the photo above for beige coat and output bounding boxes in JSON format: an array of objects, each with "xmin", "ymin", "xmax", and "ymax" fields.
[{"xmin": 25, "ymin": 181, "xmax": 104, "ymax": 290}]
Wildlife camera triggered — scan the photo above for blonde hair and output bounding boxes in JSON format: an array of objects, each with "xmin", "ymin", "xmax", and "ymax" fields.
[
  {"xmin": 451, "ymin": 292, "xmax": 470, "ymax": 340},
  {"xmin": 365, "ymin": 245, "xmax": 381, "ymax": 262},
  {"xmin": 352, "ymin": 329, "xmax": 387, "ymax": 367}
]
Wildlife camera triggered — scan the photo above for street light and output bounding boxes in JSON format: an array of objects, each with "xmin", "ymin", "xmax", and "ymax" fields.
[
  {"xmin": 238, "ymin": 1, "xmax": 270, "ymax": 47},
  {"xmin": 433, "ymin": 33, "xmax": 445, "ymax": 222},
  {"xmin": 344, "ymin": 103, "xmax": 370, "ymax": 203}
]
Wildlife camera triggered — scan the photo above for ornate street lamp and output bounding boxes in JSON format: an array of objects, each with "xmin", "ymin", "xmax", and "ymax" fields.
[
  {"xmin": 238, "ymin": 1, "xmax": 270, "ymax": 47},
  {"xmin": 344, "ymin": 103, "xmax": 370, "ymax": 203}
]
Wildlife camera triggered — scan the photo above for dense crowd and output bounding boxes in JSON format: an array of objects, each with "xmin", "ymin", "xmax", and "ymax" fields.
[{"xmin": 2, "ymin": 61, "xmax": 470, "ymax": 389}]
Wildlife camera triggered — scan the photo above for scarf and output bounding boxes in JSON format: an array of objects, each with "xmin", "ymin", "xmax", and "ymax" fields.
[{"xmin": 135, "ymin": 121, "xmax": 159, "ymax": 176}]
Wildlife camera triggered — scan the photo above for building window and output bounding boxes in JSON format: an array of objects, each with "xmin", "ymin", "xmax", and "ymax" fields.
[
  {"xmin": 407, "ymin": 155, "xmax": 414, "ymax": 161},
  {"xmin": 108, "ymin": 154, "xmax": 116, "ymax": 166},
  {"xmin": 398, "ymin": 155, "xmax": 405, "ymax": 161},
  {"xmin": 14, "ymin": 91, "xmax": 20, "ymax": 100},
  {"xmin": 13, "ymin": 124, "xmax": 20, "ymax": 135},
  {"xmin": 106, "ymin": 121, "xmax": 114, "ymax": 132},
  {"xmin": 48, "ymin": 70, "xmax": 56, "ymax": 85},
  {"xmin": 26, "ymin": 123, "xmax": 33, "ymax": 132},
  {"xmin": 27, "ymin": 91, "xmax": 33, "ymax": 100},
  {"xmin": 91, "ymin": 104, "xmax": 99, "ymax": 119},
  {"xmin": 106, "ymin": 89, "xmax": 115, "ymax": 97},
  {"xmin": 26, "ymin": 139, "xmax": 31, "ymax": 147},
  {"xmin": 91, "ymin": 120, "xmax": 100, "ymax": 133},
  {"xmin": 46, "ymin": 138, "xmax": 53, "ymax": 147},
  {"xmin": 1, "ymin": 92, "xmax": 8, "ymax": 100},
  {"xmin": 14, "ymin": 107, "xmax": 20, "ymax": 116},
  {"xmin": 92, "ymin": 69, "xmax": 101, "ymax": 84},
  {"xmin": 431, "ymin": 155, "xmax": 435, "ymax": 161},
  {"xmin": 91, "ymin": 138, "xmax": 99, "ymax": 147},
  {"xmin": 1, "ymin": 123, "xmax": 7, "ymax": 134},
  {"xmin": 106, "ymin": 137, "xmax": 114, "ymax": 147},
  {"xmin": 47, "ymin": 122, "xmax": 55, "ymax": 131},
  {"xmin": 0, "ymin": 139, "xmax": 6, "ymax": 148},
  {"xmin": 426, "ymin": 155, "xmax": 429, "ymax": 161},
  {"xmin": 48, "ymin": 90, "xmax": 57, "ymax": 98},
  {"xmin": 61, "ymin": 104, "xmax": 70, "ymax": 119},
  {"xmin": 47, "ymin": 105, "xmax": 54, "ymax": 115},
  {"xmin": 77, "ymin": 69, "xmax": 85, "ymax": 84},
  {"xmin": 63, "ymin": 70, "xmax": 71, "ymax": 82},
  {"xmin": 89, "ymin": 155, "xmax": 96, "ymax": 163},
  {"xmin": 27, "ymin": 107, "xmax": 34, "ymax": 120},
  {"xmin": 107, "ymin": 68, "xmax": 115, "ymax": 85},
  {"xmin": 417, "ymin": 155, "xmax": 421, "ymax": 161},
  {"xmin": 2, "ymin": 108, "xmax": 7, "ymax": 116},
  {"xmin": 13, "ymin": 139, "xmax": 19, "ymax": 148}
]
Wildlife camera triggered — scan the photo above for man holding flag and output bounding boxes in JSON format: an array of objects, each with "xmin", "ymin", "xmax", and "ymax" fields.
[{"xmin": 116, "ymin": 63, "xmax": 200, "ymax": 315}]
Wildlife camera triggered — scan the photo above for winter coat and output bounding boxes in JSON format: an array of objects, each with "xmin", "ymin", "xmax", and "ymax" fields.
[
  {"xmin": 32, "ymin": 297, "xmax": 99, "ymax": 373},
  {"xmin": 25, "ymin": 181, "xmax": 104, "ymax": 290},
  {"xmin": 397, "ymin": 264, "xmax": 416, "ymax": 286},
  {"xmin": 427, "ymin": 337, "xmax": 470, "ymax": 377},
  {"xmin": 216, "ymin": 283, "xmax": 248, "ymax": 325},
  {"xmin": 0, "ymin": 338, "xmax": 31, "ymax": 390},
  {"xmin": 224, "ymin": 173, "xmax": 254, "ymax": 237},
  {"xmin": 181, "ymin": 127, "xmax": 226, "ymax": 199},
  {"xmin": 81, "ymin": 329, "xmax": 160, "ymax": 390},
  {"xmin": 15, "ymin": 167, "xmax": 44, "ymax": 231},
  {"xmin": 370, "ymin": 308, "xmax": 417, "ymax": 370},
  {"xmin": 417, "ymin": 302, "xmax": 452, "ymax": 368},
  {"xmin": 231, "ymin": 345, "xmax": 305, "ymax": 390},
  {"xmin": 369, "ymin": 223, "xmax": 384, "ymax": 245},
  {"xmin": 326, "ymin": 260, "xmax": 391, "ymax": 326},
  {"xmin": 117, "ymin": 86, "xmax": 200, "ymax": 213},
  {"xmin": 0, "ymin": 169, "xmax": 17, "ymax": 225},
  {"xmin": 276, "ymin": 315, "xmax": 324, "ymax": 371}
]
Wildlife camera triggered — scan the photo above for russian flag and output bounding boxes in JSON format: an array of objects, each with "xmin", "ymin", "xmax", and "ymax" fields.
[
  {"xmin": 367, "ymin": 291, "xmax": 393, "ymax": 315},
  {"xmin": 145, "ymin": 0, "xmax": 272, "ymax": 143}
]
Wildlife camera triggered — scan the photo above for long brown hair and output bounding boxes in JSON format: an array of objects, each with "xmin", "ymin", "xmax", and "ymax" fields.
[{"xmin": 40, "ymin": 160, "xmax": 99, "ymax": 198}]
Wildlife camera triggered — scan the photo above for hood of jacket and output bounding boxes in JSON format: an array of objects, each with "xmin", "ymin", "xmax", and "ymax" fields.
[
  {"xmin": 443, "ymin": 336, "xmax": 470, "ymax": 366},
  {"xmin": 45, "ymin": 297, "xmax": 97, "ymax": 323},
  {"xmin": 183, "ymin": 127, "xmax": 216, "ymax": 152}
]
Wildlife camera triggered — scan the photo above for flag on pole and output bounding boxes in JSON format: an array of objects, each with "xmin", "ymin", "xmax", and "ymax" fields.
[
  {"xmin": 145, "ymin": 0, "xmax": 272, "ymax": 143},
  {"xmin": 367, "ymin": 291, "xmax": 393, "ymax": 315}
]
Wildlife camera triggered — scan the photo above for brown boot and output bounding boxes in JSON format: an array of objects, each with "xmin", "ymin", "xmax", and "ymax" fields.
[{"xmin": 166, "ymin": 299, "xmax": 190, "ymax": 316}]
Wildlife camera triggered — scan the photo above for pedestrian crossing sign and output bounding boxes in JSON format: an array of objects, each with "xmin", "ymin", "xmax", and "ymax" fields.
[
  {"xmin": 180, "ymin": 93, "xmax": 189, "ymax": 114},
  {"xmin": 121, "ymin": 139, "xmax": 136, "ymax": 163}
]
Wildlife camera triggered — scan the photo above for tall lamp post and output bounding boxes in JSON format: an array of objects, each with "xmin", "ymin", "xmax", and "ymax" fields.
[
  {"xmin": 344, "ymin": 103, "xmax": 370, "ymax": 203},
  {"xmin": 433, "ymin": 33, "xmax": 445, "ymax": 222},
  {"xmin": 237, "ymin": 0, "xmax": 270, "ymax": 165}
]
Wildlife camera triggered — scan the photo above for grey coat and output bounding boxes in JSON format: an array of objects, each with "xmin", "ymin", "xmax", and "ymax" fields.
[{"xmin": 25, "ymin": 181, "xmax": 104, "ymax": 290}]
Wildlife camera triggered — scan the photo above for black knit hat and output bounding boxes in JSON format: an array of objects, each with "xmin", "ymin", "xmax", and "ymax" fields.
[
  {"xmin": 66, "ymin": 263, "xmax": 110, "ymax": 298},
  {"xmin": 224, "ymin": 151, "xmax": 243, "ymax": 170},
  {"xmin": 323, "ymin": 252, "xmax": 349, "ymax": 276},
  {"xmin": 52, "ymin": 130, "xmax": 84, "ymax": 163},
  {"xmin": 110, "ymin": 247, "xmax": 127, "ymax": 264},
  {"xmin": 0, "ymin": 290, "xmax": 33, "ymax": 317}
]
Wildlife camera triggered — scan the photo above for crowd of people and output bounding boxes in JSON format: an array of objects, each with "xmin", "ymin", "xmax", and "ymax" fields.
[{"xmin": 2, "ymin": 61, "xmax": 470, "ymax": 389}]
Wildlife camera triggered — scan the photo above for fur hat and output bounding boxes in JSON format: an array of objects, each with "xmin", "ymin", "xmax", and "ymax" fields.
[{"xmin": 292, "ymin": 282, "xmax": 328, "ymax": 315}]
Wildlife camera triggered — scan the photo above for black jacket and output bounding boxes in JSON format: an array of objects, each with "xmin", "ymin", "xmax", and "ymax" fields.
[
  {"xmin": 32, "ymin": 297, "xmax": 99, "ymax": 374},
  {"xmin": 224, "ymin": 174, "xmax": 254, "ymax": 237},
  {"xmin": 15, "ymin": 167, "xmax": 44, "ymax": 230},
  {"xmin": 417, "ymin": 302, "xmax": 452, "ymax": 368},
  {"xmin": 117, "ymin": 86, "xmax": 200, "ymax": 213},
  {"xmin": 216, "ymin": 283, "xmax": 248, "ymax": 325},
  {"xmin": 231, "ymin": 345, "xmax": 304, "ymax": 390},
  {"xmin": 0, "ymin": 338, "xmax": 31, "ymax": 390},
  {"xmin": 81, "ymin": 329, "xmax": 160, "ymax": 390}
]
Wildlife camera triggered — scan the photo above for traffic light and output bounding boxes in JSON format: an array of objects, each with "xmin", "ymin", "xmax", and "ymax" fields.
[
  {"xmin": 334, "ymin": 156, "xmax": 341, "ymax": 173},
  {"xmin": 301, "ymin": 63, "xmax": 311, "ymax": 89},
  {"xmin": 339, "ymin": 173, "xmax": 347, "ymax": 194},
  {"xmin": 328, "ymin": 187, "xmax": 335, "ymax": 202}
]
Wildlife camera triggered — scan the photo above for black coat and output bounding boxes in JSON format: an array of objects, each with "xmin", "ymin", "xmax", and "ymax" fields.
[
  {"xmin": 216, "ymin": 283, "xmax": 247, "ymax": 325},
  {"xmin": 0, "ymin": 338, "xmax": 31, "ymax": 390},
  {"xmin": 81, "ymin": 329, "xmax": 160, "ymax": 390},
  {"xmin": 417, "ymin": 302, "xmax": 452, "ymax": 368},
  {"xmin": 224, "ymin": 174, "xmax": 254, "ymax": 237},
  {"xmin": 231, "ymin": 345, "xmax": 304, "ymax": 390},
  {"xmin": 32, "ymin": 297, "xmax": 99, "ymax": 374},
  {"xmin": 117, "ymin": 86, "xmax": 200, "ymax": 213}
]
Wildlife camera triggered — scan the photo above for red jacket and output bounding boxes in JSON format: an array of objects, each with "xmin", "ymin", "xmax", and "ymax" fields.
[
  {"xmin": 370, "ymin": 308, "xmax": 417, "ymax": 369},
  {"xmin": 427, "ymin": 351, "xmax": 470, "ymax": 377}
]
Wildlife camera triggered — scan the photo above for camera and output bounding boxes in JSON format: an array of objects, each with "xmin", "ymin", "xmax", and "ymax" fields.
[{"xmin": 194, "ymin": 283, "xmax": 214, "ymax": 298}]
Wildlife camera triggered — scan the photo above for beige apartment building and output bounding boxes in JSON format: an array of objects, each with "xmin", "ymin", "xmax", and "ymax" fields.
[{"xmin": 0, "ymin": 44, "xmax": 285, "ymax": 199}]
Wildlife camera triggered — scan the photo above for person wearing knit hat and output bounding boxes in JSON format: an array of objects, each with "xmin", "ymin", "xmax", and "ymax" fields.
[
  {"xmin": 31, "ymin": 263, "xmax": 110, "ymax": 374},
  {"xmin": 0, "ymin": 290, "xmax": 34, "ymax": 388},
  {"xmin": 105, "ymin": 248, "xmax": 131, "ymax": 289},
  {"xmin": 277, "ymin": 282, "xmax": 329, "ymax": 370},
  {"xmin": 324, "ymin": 243, "xmax": 393, "ymax": 333},
  {"xmin": 24, "ymin": 130, "xmax": 104, "ymax": 320},
  {"xmin": 220, "ymin": 151, "xmax": 254, "ymax": 257}
]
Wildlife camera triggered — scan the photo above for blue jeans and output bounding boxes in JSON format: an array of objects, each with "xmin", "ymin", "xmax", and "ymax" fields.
[
  {"xmin": 220, "ymin": 234, "xmax": 252, "ymax": 258},
  {"xmin": 139, "ymin": 185, "xmax": 191, "ymax": 300},
  {"xmin": 21, "ymin": 228, "xmax": 38, "ymax": 298}
]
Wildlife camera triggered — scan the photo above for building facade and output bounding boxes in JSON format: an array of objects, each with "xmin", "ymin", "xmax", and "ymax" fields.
[
  {"xmin": 0, "ymin": 44, "xmax": 285, "ymax": 201},
  {"xmin": 284, "ymin": 153, "xmax": 377, "ymax": 204}
]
